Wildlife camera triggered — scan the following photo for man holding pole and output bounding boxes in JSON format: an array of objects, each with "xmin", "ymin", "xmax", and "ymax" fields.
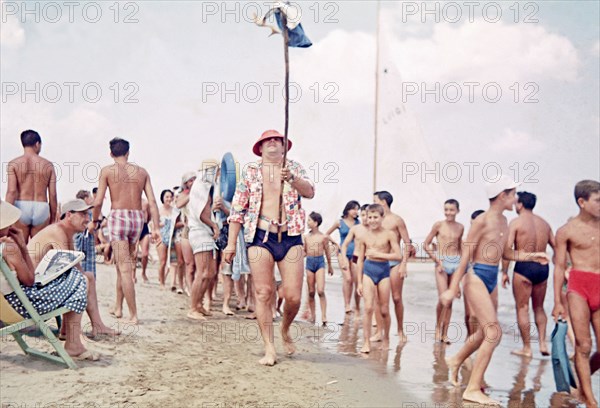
[{"xmin": 224, "ymin": 130, "xmax": 314, "ymax": 366}]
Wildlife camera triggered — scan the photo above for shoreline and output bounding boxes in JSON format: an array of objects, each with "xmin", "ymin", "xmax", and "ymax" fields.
[{"xmin": 1, "ymin": 262, "xmax": 416, "ymax": 408}]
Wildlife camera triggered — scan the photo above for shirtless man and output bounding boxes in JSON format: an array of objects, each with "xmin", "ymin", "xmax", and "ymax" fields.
[
  {"xmin": 424, "ymin": 199, "xmax": 464, "ymax": 344},
  {"xmin": 502, "ymin": 191, "xmax": 555, "ymax": 357},
  {"xmin": 5, "ymin": 130, "xmax": 57, "ymax": 242},
  {"xmin": 553, "ymin": 180, "xmax": 600, "ymax": 408},
  {"xmin": 28, "ymin": 199, "xmax": 119, "ymax": 338},
  {"xmin": 356, "ymin": 204, "xmax": 402, "ymax": 353},
  {"xmin": 373, "ymin": 191, "xmax": 411, "ymax": 341},
  {"xmin": 442, "ymin": 176, "xmax": 548, "ymax": 405},
  {"xmin": 224, "ymin": 129, "xmax": 315, "ymax": 366},
  {"xmin": 92, "ymin": 138, "xmax": 160, "ymax": 324},
  {"xmin": 303, "ymin": 211, "xmax": 334, "ymax": 325}
]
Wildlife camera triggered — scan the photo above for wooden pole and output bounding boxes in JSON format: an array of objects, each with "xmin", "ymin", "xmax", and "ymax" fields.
[{"xmin": 278, "ymin": 11, "xmax": 290, "ymax": 242}]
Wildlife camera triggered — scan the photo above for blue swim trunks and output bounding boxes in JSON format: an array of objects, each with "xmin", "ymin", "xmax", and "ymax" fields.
[
  {"xmin": 514, "ymin": 261, "xmax": 549, "ymax": 286},
  {"xmin": 363, "ymin": 260, "xmax": 391, "ymax": 285},
  {"xmin": 473, "ymin": 263, "xmax": 499, "ymax": 293},
  {"xmin": 249, "ymin": 229, "xmax": 303, "ymax": 263},
  {"xmin": 441, "ymin": 256, "xmax": 461, "ymax": 275},
  {"xmin": 306, "ymin": 255, "xmax": 325, "ymax": 273},
  {"xmin": 389, "ymin": 260, "xmax": 401, "ymax": 268}
]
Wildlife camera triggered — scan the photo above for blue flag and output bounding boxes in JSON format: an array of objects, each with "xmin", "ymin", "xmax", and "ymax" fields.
[{"xmin": 274, "ymin": 10, "xmax": 312, "ymax": 48}]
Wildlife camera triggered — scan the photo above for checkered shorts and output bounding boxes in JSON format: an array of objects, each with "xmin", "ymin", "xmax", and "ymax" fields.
[{"xmin": 107, "ymin": 209, "xmax": 144, "ymax": 244}]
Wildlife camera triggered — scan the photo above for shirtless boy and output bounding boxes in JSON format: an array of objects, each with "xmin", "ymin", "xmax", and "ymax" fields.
[
  {"xmin": 553, "ymin": 180, "xmax": 600, "ymax": 408},
  {"xmin": 502, "ymin": 191, "xmax": 555, "ymax": 357},
  {"xmin": 442, "ymin": 176, "xmax": 548, "ymax": 405},
  {"xmin": 373, "ymin": 191, "xmax": 411, "ymax": 341},
  {"xmin": 356, "ymin": 203, "xmax": 402, "ymax": 353},
  {"xmin": 303, "ymin": 211, "xmax": 334, "ymax": 325},
  {"xmin": 424, "ymin": 199, "xmax": 464, "ymax": 344},
  {"xmin": 5, "ymin": 130, "xmax": 57, "ymax": 241},
  {"xmin": 92, "ymin": 138, "xmax": 160, "ymax": 324}
]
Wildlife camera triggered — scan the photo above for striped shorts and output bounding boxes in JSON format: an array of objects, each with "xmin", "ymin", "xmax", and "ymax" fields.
[{"xmin": 107, "ymin": 209, "xmax": 144, "ymax": 244}]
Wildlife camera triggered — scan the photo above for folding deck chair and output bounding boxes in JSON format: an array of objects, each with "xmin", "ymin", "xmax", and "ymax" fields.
[{"xmin": 0, "ymin": 257, "xmax": 77, "ymax": 369}]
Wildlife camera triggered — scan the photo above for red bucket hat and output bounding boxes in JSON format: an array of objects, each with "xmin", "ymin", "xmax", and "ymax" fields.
[{"xmin": 252, "ymin": 130, "xmax": 293, "ymax": 157}]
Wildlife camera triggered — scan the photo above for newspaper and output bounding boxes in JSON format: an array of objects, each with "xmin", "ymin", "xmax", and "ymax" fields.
[{"xmin": 34, "ymin": 250, "xmax": 84, "ymax": 286}]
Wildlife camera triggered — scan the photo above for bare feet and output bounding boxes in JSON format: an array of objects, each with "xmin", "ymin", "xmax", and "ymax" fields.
[
  {"xmin": 397, "ymin": 331, "xmax": 407, "ymax": 343},
  {"xmin": 109, "ymin": 307, "xmax": 123, "ymax": 319},
  {"xmin": 222, "ymin": 306, "xmax": 235, "ymax": 316},
  {"xmin": 370, "ymin": 332, "xmax": 382, "ymax": 342},
  {"xmin": 446, "ymin": 355, "xmax": 461, "ymax": 386},
  {"xmin": 360, "ymin": 341, "xmax": 370, "ymax": 354},
  {"xmin": 90, "ymin": 325, "xmax": 121, "ymax": 338},
  {"xmin": 345, "ymin": 306, "xmax": 352, "ymax": 314},
  {"xmin": 462, "ymin": 389, "xmax": 501, "ymax": 406},
  {"xmin": 197, "ymin": 306, "xmax": 212, "ymax": 316},
  {"xmin": 142, "ymin": 275, "xmax": 149, "ymax": 284},
  {"xmin": 187, "ymin": 310, "xmax": 207, "ymax": 320},
  {"xmin": 539, "ymin": 342, "xmax": 550, "ymax": 356},
  {"xmin": 282, "ymin": 330, "xmax": 296, "ymax": 356},
  {"xmin": 381, "ymin": 339, "xmax": 390, "ymax": 350},
  {"xmin": 259, "ymin": 345, "xmax": 277, "ymax": 366},
  {"xmin": 511, "ymin": 348, "xmax": 533, "ymax": 358},
  {"xmin": 123, "ymin": 316, "xmax": 139, "ymax": 325}
]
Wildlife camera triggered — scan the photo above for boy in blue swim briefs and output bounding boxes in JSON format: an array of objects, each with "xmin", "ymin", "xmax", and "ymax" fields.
[
  {"xmin": 356, "ymin": 204, "xmax": 402, "ymax": 354},
  {"xmin": 424, "ymin": 199, "xmax": 465, "ymax": 344},
  {"xmin": 303, "ymin": 212, "xmax": 334, "ymax": 325},
  {"xmin": 441, "ymin": 175, "xmax": 549, "ymax": 406}
]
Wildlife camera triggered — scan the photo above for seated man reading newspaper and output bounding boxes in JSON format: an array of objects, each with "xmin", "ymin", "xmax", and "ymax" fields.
[{"xmin": 0, "ymin": 200, "xmax": 100, "ymax": 361}]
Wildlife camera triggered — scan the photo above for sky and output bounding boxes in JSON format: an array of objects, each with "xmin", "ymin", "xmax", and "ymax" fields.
[{"xmin": 1, "ymin": 0, "xmax": 599, "ymax": 242}]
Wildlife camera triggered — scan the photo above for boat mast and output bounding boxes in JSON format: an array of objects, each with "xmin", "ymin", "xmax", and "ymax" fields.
[{"xmin": 373, "ymin": 0, "xmax": 381, "ymax": 192}]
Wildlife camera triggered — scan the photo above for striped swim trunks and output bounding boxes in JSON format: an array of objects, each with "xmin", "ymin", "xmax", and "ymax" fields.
[{"xmin": 107, "ymin": 209, "xmax": 144, "ymax": 244}]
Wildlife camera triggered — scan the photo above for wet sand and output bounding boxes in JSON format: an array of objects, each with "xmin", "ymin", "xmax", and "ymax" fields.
[{"xmin": 1, "ymin": 261, "xmax": 598, "ymax": 407}]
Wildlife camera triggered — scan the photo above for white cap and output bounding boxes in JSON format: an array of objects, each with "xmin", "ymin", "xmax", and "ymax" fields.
[
  {"xmin": 485, "ymin": 175, "xmax": 521, "ymax": 199},
  {"xmin": 60, "ymin": 199, "xmax": 93, "ymax": 218}
]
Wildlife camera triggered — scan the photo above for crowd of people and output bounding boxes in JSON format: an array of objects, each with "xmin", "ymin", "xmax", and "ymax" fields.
[{"xmin": 1, "ymin": 129, "xmax": 599, "ymax": 407}]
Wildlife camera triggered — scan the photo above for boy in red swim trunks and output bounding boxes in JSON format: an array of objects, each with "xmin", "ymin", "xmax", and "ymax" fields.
[{"xmin": 553, "ymin": 179, "xmax": 600, "ymax": 408}]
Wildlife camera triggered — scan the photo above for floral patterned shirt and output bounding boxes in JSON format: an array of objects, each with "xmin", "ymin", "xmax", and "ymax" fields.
[{"xmin": 228, "ymin": 159, "xmax": 314, "ymax": 243}]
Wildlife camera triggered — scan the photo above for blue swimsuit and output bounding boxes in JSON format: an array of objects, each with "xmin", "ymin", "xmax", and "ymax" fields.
[
  {"xmin": 339, "ymin": 218, "xmax": 359, "ymax": 260},
  {"xmin": 363, "ymin": 260, "xmax": 391, "ymax": 285},
  {"xmin": 473, "ymin": 263, "xmax": 499, "ymax": 293},
  {"xmin": 306, "ymin": 255, "xmax": 325, "ymax": 273}
]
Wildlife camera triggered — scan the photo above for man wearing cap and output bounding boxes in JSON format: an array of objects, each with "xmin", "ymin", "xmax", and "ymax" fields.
[
  {"xmin": 27, "ymin": 199, "xmax": 120, "ymax": 339},
  {"xmin": 0, "ymin": 200, "xmax": 99, "ymax": 360},
  {"xmin": 5, "ymin": 130, "xmax": 58, "ymax": 242},
  {"xmin": 224, "ymin": 130, "xmax": 314, "ymax": 366},
  {"xmin": 440, "ymin": 175, "xmax": 549, "ymax": 405}
]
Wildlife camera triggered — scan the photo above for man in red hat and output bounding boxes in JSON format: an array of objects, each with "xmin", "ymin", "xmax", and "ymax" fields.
[{"xmin": 224, "ymin": 129, "xmax": 315, "ymax": 366}]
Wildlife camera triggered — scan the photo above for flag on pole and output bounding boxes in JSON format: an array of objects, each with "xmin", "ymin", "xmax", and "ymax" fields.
[{"xmin": 274, "ymin": 9, "xmax": 312, "ymax": 48}]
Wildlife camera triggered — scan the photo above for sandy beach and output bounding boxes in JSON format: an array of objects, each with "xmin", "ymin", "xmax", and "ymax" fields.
[{"xmin": 2, "ymin": 260, "xmax": 598, "ymax": 407}]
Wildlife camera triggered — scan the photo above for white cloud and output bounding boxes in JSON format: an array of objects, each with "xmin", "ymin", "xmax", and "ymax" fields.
[
  {"xmin": 294, "ymin": 19, "xmax": 581, "ymax": 105},
  {"xmin": 591, "ymin": 40, "xmax": 600, "ymax": 57},
  {"xmin": 0, "ymin": 1, "xmax": 25, "ymax": 49},
  {"xmin": 491, "ymin": 128, "xmax": 546, "ymax": 153}
]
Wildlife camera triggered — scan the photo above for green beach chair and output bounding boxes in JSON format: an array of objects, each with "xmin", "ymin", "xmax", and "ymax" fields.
[{"xmin": 0, "ymin": 257, "xmax": 77, "ymax": 369}]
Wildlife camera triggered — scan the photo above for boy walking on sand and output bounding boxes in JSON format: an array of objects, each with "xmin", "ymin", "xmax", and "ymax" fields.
[
  {"xmin": 424, "ymin": 199, "xmax": 464, "ymax": 344},
  {"xmin": 553, "ymin": 180, "xmax": 600, "ymax": 408},
  {"xmin": 356, "ymin": 204, "xmax": 402, "ymax": 353},
  {"xmin": 303, "ymin": 211, "xmax": 334, "ymax": 325}
]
